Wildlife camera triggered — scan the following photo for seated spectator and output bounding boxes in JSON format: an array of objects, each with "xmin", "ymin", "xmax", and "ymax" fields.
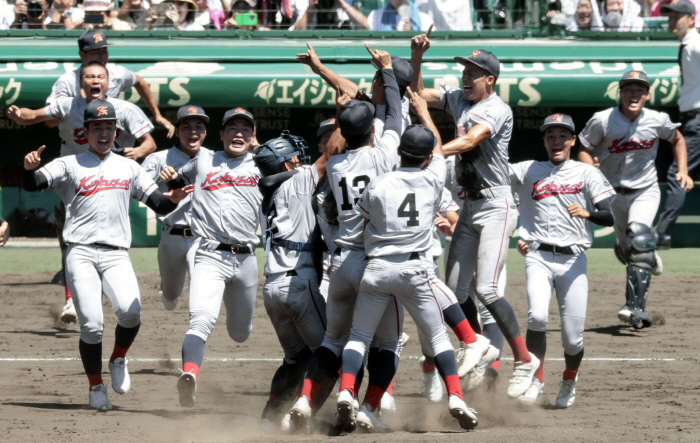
[
  {"xmin": 147, "ymin": 0, "xmax": 205, "ymax": 30},
  {"xmin": 82, "ymin": 0, "xmax": 131, "ymax": 30},
  {"xmin": 225, "ymin": 0, "xmax": 270, "ymax": 29},
  {"xmin": 362, "ymin": 0, "xmax": 433, "ymax": 30},
  {"xmin": 294, "ymin": 0, "xmax": 356, "ymax": 30},
  {"xmin": 192, "ymin": 0, "xmax": 213, "ymax": 27},
  {"xmin": 651, "ymin": 0, "xmax": 700, "ymax": 26},
  {"xmin": 414, "ymin": 0, "xmax": 472, "ymax": 31},
  {"xmin": 546, "ymin": 0, "xmax": 577, "ymax": 26},
  {"xmin": 117, "ymin": 0, "xmax": 151, "ymax": 29},
  {"xmin": 44, "ymin": 0, "xmax": 85, "ymax": 29},
  {"xmin": 566, "ymin": 0, "xmax": 603, "ymax": 30},
  {"xmin": 601, "ymin": 0, "xmax": 645, "ymax": 30},
  {"xmin": 6, "ymin": 0, "xmax": 50, "ymax": 29}
]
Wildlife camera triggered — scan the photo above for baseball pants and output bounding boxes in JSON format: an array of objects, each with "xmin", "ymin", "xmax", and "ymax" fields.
[
  {"xmin": 416, "ymin": 268, "xmax": 460, "ymax": 357},
  {"xmin": 526, "ymin": 249, "xmax": 588, "ymax": 356},
  {"xmin": 611, "ymin": 184, "xmax": 660, "ymax": 253},
  {"xmin": 263, "ymin": 267, "xmax": 327, "ymax": 359},
  {"xmin": 158, "ymin": 226, "xmax": 199, "ymax": 303},
  {"xmin": 319, "ymin": 252, "xmax": 331, "ymax": 301},
  {"xmin": 185, "ymin": 248, "xmax": 257, "ymax": 343},
  {"xmin": 65, "ymin": 244, "xmax": 141, "ymax": 345}
]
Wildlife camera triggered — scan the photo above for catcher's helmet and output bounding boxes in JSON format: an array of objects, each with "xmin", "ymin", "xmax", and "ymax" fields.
[{"xmin": 254, "ymin": 130, "xmax": 311, "ymax": 177}]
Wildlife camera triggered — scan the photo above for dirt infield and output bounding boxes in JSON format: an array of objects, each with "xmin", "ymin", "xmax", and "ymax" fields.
[{"xmin": 1, "ymin": 268, "xmax": 699, "ymax": 443}]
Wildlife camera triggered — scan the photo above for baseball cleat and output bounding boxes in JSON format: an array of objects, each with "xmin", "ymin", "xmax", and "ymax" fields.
[
  {"xmin": 161, "ymin": 291, "xmax": 179, "ymax": 311},
  {"xmin": 289, "ymin": 395, "xmax": 312, "ymax": 434},
  {"xmin": 177, "ymin": 371, "xmax": 197, "ymax": 408},
  {"xmin": 448, "ymin": 394, "xmax": 478, "ymax": 431},
  {"xmin": 89, "ymin": 383, "xmax": 112, "ymax": 412},
  {"xmin": 651, "ymin": 252, "xmax": 663, "ymax": 276},
  {"xmin": 507, "ymin": 353, "xmax": 540, "ymax": 399},
  {"xmin": 280, "ymin": 412, "xmax": 292, "ymax": 432},
  {"xmin": 380, "ymin": 391, "xmax": 396, "ymax": 415},
  {"xmin": 630, "ymin": 310, "xmax": 652, "ymax": 329},
  {"xmin": 419, "ymin": 356, "xmax": 443, "ymax": 402},
  {"xmin": 617, "ymin": 305, "xmax": 631, "ymax": 323},
  {"xmin": 60, "ymin": 299, "xmax": 78, "ymax": 324},
  {"xmin": 657, "ymin": 234, "xmax": 671, "ymax": 250},
  {"xmin": 109, "ymin": 357, "xmax": 130, "ymax": 394},
  {"xmin": 259, "ymin": 418, "xmax": 273, "ymax": 432},
  {"xmin": 335, "ymin": 389, "xmax": 356, "ymax": 434},
  {"xmin": 483, "ymin": 365, "xmax": 501, "ymax": 390},
  {"xmin": 463, "ymin": 346, "xmax": 499, "ymax": 392},
  {"xmin": 456, "ymin": 335, "xmax": 491, "ymax": 378},
  {"xmin": 356, "ymin": 403, "xmax": 391, "ymax": 433},
  {"xmin": 556, "ymin": 376, "xmax": 578, "ymax": 408},
  {"xmin": 518, "ymin": 378, "xmax": 544, "ymax": 405}
]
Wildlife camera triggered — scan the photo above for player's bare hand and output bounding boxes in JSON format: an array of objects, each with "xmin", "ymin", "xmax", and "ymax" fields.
[
  {"xmin": 164, "ymin": 184, "xmax": 193, "ymax": 203},
  {"xmin": 676, "ymin": 172, "xmax": 694, "ymax": 191},
  {"xmin": 411, "ymin": 26, "xmax": 432, "ymax": 55},
  {"xmin": 592, "ymin": 156, "xmax": 600, "ymax": 169},
  {"xmin": 7, "ymin": 105, "xmax": 22, "ymax": 122},
  {"xmin": 567, "ymin": 203, "xmax": 590, "ymax": 219},
  {"xmin": 160, "ymin": 166, "xmax": 179, "ymax": 182},
  {"xmin": 123, "ymin": 147, "xmax": 140, "ymax": 160},
  {"xmin": 336, "ymin": 86, "xmax": 352, "ymax": 110},
  {"xmin": 516, "ymin": 239, "xmax": 529, "ymax": 257},
  {"xmin": 366, "ymin": 45, "xmax": 392, "ymax": 70},
  {"xmin": 434, "ymin": 212, "xmax": 453, "ymax": 236},
  {"xmin": 297, "ymin": 43, "xmax": 323, "ymax": 73},
  {"xmin": 407, "ymin": 86, "xmax": 428, "ymax": 117},
  {"xmin": 0, "ymin": 223, "xmax": 9, "ymax": 247},
  {"xmin": 24, "ymin": 145, "xmax": 46, "ymax": 170},
  {"xmin": 155, "ymin": 116, "xmax": 175, "ymax": 138}
]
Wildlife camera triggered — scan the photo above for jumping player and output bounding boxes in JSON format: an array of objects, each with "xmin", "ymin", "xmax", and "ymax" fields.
[
  {"xmin": 578, "ymin": 70, "xmax": 693, "ymax": 329},
  {"xmin": 22, "ymin": 100, "xmax": 190, "ymax": 411},
  {"xmin": 511, "ymin": 113, "xmax": 616, "ymax": 407}
]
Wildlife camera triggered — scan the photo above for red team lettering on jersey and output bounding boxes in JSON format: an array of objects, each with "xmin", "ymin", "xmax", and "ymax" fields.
[
  {"xmin": 74, "ymin": 127, "xmax": 88, "ymax": 145},
  {"xmin": 200, "ymin": 171, "xmax": 259, "ymax": 191},
  {"xmin": 531, "ymin": 179, "xmax": 584, "ymax": 201},
  {"xmin": 608, "ymin": 137, "xmax": 655, "ymax": 154},
  {"xmin": 76, "ymin": 176, "xmax": 132, "ymax": 196}
]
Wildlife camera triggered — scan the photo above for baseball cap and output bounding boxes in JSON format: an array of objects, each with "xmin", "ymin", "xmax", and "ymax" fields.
[
  {"xmin": 317, "ymin": 118, "xmax": 336, "ymax": 137},
  {"xmin": 78, "ymin": 30, "xmax": 110, "ymax": 52},
  {"xmin": 399, "ymin": 124, "xmax": 437, "ymax": 156},
  {"xmin": 454, "ymin": 50, "xmax": 500, "ymax": 79},
  {"xmin": 175, "ymin": 105, "xmax": 210, "ymax": 125},
  {"xmin": 540, "ymin": 113, "xmax": 575, "ymax": 133},
  {"xmin": 84, "ymin": 99, "xmax": 117, "ymax": 123},
  {"xmin": 222, "ymin": 107, "xmax": 255, "ymax": 128},
  {"xmin": 661, "ymin": 0, "xmax": 695, "ymax": 15},
  {"xmin": 338, "ymin": 100, "xmax": 376, "ymax": 137},
  {"xmin": 371, "ymin": 56, "xmax": 414, "ymax": 88},
  {"xmin": 619, "ymin": 70, "xmax": 650, "ymax": 88}
]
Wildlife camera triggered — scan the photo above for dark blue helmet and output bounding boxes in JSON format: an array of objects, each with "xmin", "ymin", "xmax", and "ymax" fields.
[{"xmin": 253, "ymin": 130, "xmax": 311, "ymax": 177}]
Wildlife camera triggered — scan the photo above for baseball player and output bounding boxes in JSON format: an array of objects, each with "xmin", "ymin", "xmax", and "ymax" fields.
[
  {"xmin": 511, "ymin": 113, "xmax": 616, "ymax": 407},
  {"xmin": 578, "ymin": 70, "xmax": 693, "ymax": 329},
  {"xmin": 410, "ymin": 33, "xmax": 540, "ymax": 398},
  {"xmin": 21, "ymin": 100, "xmax": 190, "ymax": 412},
  {"xmin": 336, "ymin": 101, "xmax": 478, "ymax": 433},
  {"xmin": 159, "ymin": 107, "xmax": 262, "ymax": 408},
  {"xmin": 141, "ymin": 105, "xmax": 212, "ymax": 311},
  {"xmin": 46, "ymin": 29, "xmax": 174, "ymax": 137},
  {"xmin": 0, "ymin": 216, "xmax": 8, "ymax": 247}
]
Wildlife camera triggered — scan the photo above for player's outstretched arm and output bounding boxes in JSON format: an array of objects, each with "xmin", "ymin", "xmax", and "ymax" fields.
[
  {"xmin": 442, "ymin": 124, "xmax": 491, "ymax": 157},
  {"xmin": 7, "ymin": 105, "xmax": 54, "ymax": 126},
  {"xmin": 133, "ymin": 75, "xmax": 175, "ymax": 138},
  {"xmin": 297, "ymin": 43, "xmax": 360, "ymax": 97},
  {"xmin": 409, "ymin": 26, "xmax": 440, "ymax": 108},
  {"xmin": 670, "ymin": 129, "xmax": 694, "ymax": 191},
  {"xmin": 367, "ymin": 45, "xmax": 401, "ymax": 137},
  {"xmin": 123, "ymin": 133, "xmax": 157, "ymax": 160},
  {"xmin": 23, "ymin": 146, "xmax": 50, "ymax": 192},
  {"xmin": 316, "ymin": 87, "xmax": 352, "ymax": 179},
  {"xmin": 144, "ymin": 185, "xmax": 194, "ymax": 215},
  {"xmin": 407, "ymin": 86, "xmax": 443, "ymax": 157},
  {"xmin": 434, "ymin": 210, "xmax": 458, "ymax": 236},
  {"xmin": 568, "ymin": 198, "xmax": 614, "ymax": 227},
  {"xmin": 577, "ymin": 147, "xmax": 599, "ymax": 168}
]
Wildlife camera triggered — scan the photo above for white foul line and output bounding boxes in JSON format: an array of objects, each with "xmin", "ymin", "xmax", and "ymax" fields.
[{"xmin": 0, "ymin": 356, "xmax": 694, "ymax": 362}]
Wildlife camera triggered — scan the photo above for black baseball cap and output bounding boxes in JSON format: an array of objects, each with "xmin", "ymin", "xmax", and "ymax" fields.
[
  {"xmin": 338, "ymin": 99, "xmax": 375, "ymax": 137},
  {"xmin": 175, "ymin": 105, "xmax": 210, "ymax": 125},
  {"xmin": 222, "ymin": 107, "xmax": 255, "ymax": 128},
  {"xmin": 84, "ymin": 99, "xmax": 117, "ymax": 123},
  {"xmin": 661, "ymin": 0, "xmax": 695, "ymax": 15},
  {"xmin": 399, "ymin": 124, "xmax": 436, "ymax": 156},
  {"xmin": 372, "ymin": 56, "xmax": 414, "ymax": 88},
  {"xmin": 78, "ymin": 30, "xmax": 110, "ymax": 52},
  {"xmin": 317, "ymin": 118, "xmax": 336, "ymax": 137},
  {"xmin": 619, "ymin": 70, "xmax": 650, "ymax": 88},
  {"xmin": 540, "ymin": 113, "xmax": 575, "ymax": 133},
  {"xmin": 455, "ymin": 49, "xmax": 500, "ymax": 79}
]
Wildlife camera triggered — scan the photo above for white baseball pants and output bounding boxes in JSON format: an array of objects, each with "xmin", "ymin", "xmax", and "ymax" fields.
[
  {"xmin": 611, "ymin": 184, "xmax": 660, "ymax": 253},
  {"xmin": 157, "ymin": 227, "xmax": 199, "ymax": 303}
]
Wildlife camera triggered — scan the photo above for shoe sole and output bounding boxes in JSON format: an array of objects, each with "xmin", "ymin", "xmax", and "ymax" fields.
[
  {"xmin": 617, "ymin": 311, "xmax": 631, "ymax": 323},
  {"xmin": 177, "ymin": 374, "xmax": 196, "ymax": 408},
  {"xmin": 289, "ymin": 409, "xmax": 311, "ymax": 434},
  {"xmin": 94, "ymin": 403, "xmax": 112, "ymax": 412},
  {"xmin": 450, "ymin": 407, "xmax": 478, "ymax": 431},
  {"xmin": 335, "ymin": 401, "xmax": 356, "ymax": 434}
]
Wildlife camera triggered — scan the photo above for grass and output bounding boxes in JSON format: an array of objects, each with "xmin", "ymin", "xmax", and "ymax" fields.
[{"xmin": 1, "ymin": 247, "xmax": 699, "ymax": 275}]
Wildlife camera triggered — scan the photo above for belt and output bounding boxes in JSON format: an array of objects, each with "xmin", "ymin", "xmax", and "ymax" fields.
[
  {"xmin": 613, "ymin": 186, "xmax": 639, "ymax": 195},
  {"xmin": 409, "ymin": 251, "xmax": 420, "ymax": 260},
  {"xmin": 285, "ymin": 270, "xmax": 298, "ymax": 277},
  {"xmin": 465, "ymin": 189, "xmax": 485, "ymax": 201},
  {"xmin": 272, "ymin": 238, "xmax": 312, "ymax": 252},
  {"xmin": 215, "ymin": 243, "xmax": 250, "ymax": 254},
  {"xmin": 91, "ymin": 242, "xmax": 125, "ymax": 251},
  {"xmin": 464, "ymin": 186, "xmax": 512, "ymax": 201},
  {"xmin": 538, "ymin": 243, "xmax": 575, "ymax": 255},
  {"xmin": 169, "ymin": 227, "xmax": 193, "ymax": 238}
]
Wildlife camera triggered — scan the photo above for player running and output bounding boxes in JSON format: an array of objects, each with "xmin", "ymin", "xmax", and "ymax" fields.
[
  {"xmin": 22, "ymin": 100, "xmax": 190, "ymax": 412},
  {"xmin": 511, "ymin": 113, "xmax": 616, "ymax": 407},
  {"xmin": 578, "ymin": 70, "xmax": 693, "ymax": 329}
]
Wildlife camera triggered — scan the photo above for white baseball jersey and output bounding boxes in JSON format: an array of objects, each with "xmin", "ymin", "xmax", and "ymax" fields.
[
  {"xmin": 38, "ymin": 151, "xmax": 157, "ymax": 249},
  {"xmin": 326, "ymin": 129, "xmax": 400, "ymax": 251},
  {"xmin": 142, "ymin": 145, "xmax": 211, "ymax": 227},
  {"xmin": 579, "ymin": 107, "xmax": 679, "ymax": 189},
  {"xmin": 315, "ymin": 176, "xmax": 340, "ymax": 253},
  {"xmin": 430, "ymin": 187, "xmax": 459, "ymax": 259},
  {"xmin": 44, "ymin": 97, "xmax": 153, "ymax": 157},
  {"xmin": 178, "ymin": 149, "xmax": 262, "ymax": 246},
  {"xmin": 357, "ymin": 154, "xmax": 447, "ymax": 257},
  {"xmin": 444, "ymin": 155, "xmax": 465, "ymax": 211},
  {"xmin": 46, "ymin": 65, "xmax": 137, "ymax": 105},
  {"xmin": 439, "ymin": 84, "xmax": 513, "ymax": 189},
  {"xmin": 262, "ymin": 165, "xmax": 320, "ymax": 276},
  {"xmin": 510, "ymin": 160, "xmax": 616, "ymax": 249}
]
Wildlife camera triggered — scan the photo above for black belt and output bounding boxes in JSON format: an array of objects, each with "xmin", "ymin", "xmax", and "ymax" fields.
[
  {"xmin": 613, "ymin": 186, "xmax": 639, "ymax": 195},
  {"xmin": 91, "ymin": 242, "xmax": 125, "ymax": 251},
  {"xmin": 285, "ymin": 270, "xmax": 298, "ymax": 277},
  {"xmin": 538, "ymin": 243, "xmax": 575, "ymax": 255},
  {"xmin": 409, "ymin": 251, "xmax": 420, "ymax": 260},
  {"xmin": 465, "ymin": 188, "xmax": 486, "ymax": 201},
  {"xmin": 272, "ymin": 238, "xmax": 312, "ymax": 252},
  {"xmin": 169, "ymin": 227, "xmax": 193, "ymax": 238},
  {"xmin": 215, "ymin": 243, "xmax": 250, "ymax": 254}
]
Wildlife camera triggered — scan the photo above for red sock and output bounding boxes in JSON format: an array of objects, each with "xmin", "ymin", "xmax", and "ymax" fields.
[
  {"xmin": 423, "ymin": 359, "xmax": 436, "ymax": 373},
  {"xmin": 87, "ymin": 373, "xmax": 103, "ymax": 387},
  {"xmin": 339, "ymin": 373, "xmax": 356, "ymax": 397},
  {"xmin": 362, "ymin": 385, "xmax": 384, "ymax": 411},
  {"xmin": 563, "ymin": 367, "xmax": 578, "ymax": 381},
  {"xmin": 535, "ymin": 357, "xmax": 545, "ymax": 382},
  {"xmin": 300, "ymin": 379, "xmax": 322, "ymax": 408},
  {"xmin": 443, "ymin": 374, "xmax": 463, "ymax": 399},
  {"xmin": 507, "ymin": 335, "xmax": 531, "ymax": 363},
  {"xmin": 183, "ymin": 362, "xmax": 200, "ymax": 377},
  {"xmin": 109, "ymin": 345, "xmax": 129, "ymax": 363},
  {"xmin": 385, "ymin": 381, "xmax": 393, "ymax": 396},
  {"xmin": 268, "ymin": 394, "xmax": 276, "ymax": 402},
  {"xmin": 452, "ymin": 319, "xmax": 477, "ymax": 345},
  {"xmin": 491, "ymin": 360, "xmax": 500, "ymax": 371},
  {"xmin": 65, "ymin": 285, "xmax": 72, "ymax": 302}
]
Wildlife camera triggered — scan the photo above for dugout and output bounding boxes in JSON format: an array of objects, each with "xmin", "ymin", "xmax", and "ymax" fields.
[{"xmin": 0, "ymin": 31, "xmax": 698, "ymax": 246}]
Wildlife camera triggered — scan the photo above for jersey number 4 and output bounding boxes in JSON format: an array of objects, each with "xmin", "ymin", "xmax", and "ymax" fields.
[
  {"xmin": 338, "ymin": 175, "xmax": 371, "ymax": 211},
  {"xmin": 397, "ymin": 193, "xmax": 419, "ymax": 227}
]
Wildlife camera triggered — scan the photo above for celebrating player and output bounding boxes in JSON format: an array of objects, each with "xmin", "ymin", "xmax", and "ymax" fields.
[
  {"xmin": 511, "ymin": 113, "xmax": 616, "ymax": 407},
  {"xmin": 141, "ymin": 105, "xmax": 212, "ymax": 310},
  {"xmin": 578, "ymin": 70, "xmax": 692, "ymax": 329},
  {"xmin": 22, "ymin": 100, "xmax": 191, "ymax": 412},
  {"xmin": 160, "ymin": 107, "xmax": 262, "ymax": 408}
]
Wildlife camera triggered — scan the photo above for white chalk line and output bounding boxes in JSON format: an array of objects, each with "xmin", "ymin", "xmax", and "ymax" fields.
[{"xmin": 0, "ymin": 356, "xmax": 694, "ymax": 362}]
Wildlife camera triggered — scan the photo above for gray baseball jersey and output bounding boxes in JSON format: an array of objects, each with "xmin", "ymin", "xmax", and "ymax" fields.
[
  {"xmin": 510, "ymin": 160, "xmax": 615, "ymax": 249},
  {"xmin": 579, "ymin": 107, "xmax": 679, "ymax": 189},
  {"xmin": 439, "ymin": 84, "xmax": 513, "ymax": 189},
  {"xmin": 46, "ymin": 65, "xmax": 137, "ymax": 105},
  {"xmin": 262, "ymin": 165, "xmax": 320, "ymax": 276},
  {"xmin": 372, "ymin": 96, "xmax": 411, "ymax": 139},
  {"xmin": 38, "ymin": 151, "xmax": 157, "ymax": 249},
  {"xmin": 357, "ymin": 154, "xmax": 447, "ymax": 257},
  {"xmin": 178, "ymin": 149, "xmax": 262, "ymax": 246},
  {"xmin": 315, "ymin": 177, "xmax": 340, "ymax": 254},
  {"xmin": 44, "ymin": 97, "xmax": 153, "ymax": 157},
  {"xmin": 326, "ymin": 129, "xmax": 400, "ymax": 251},
  {"xmin": 444, "ymin": 155, "xmax": 465, "ymax": 211},
  {"xmin": 141, "ymin": 146, "xmax": 211, "ymax": 227},
  {"xmin": 430, "ymin": 187, "xmax": 459, "ymax": 259}
]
